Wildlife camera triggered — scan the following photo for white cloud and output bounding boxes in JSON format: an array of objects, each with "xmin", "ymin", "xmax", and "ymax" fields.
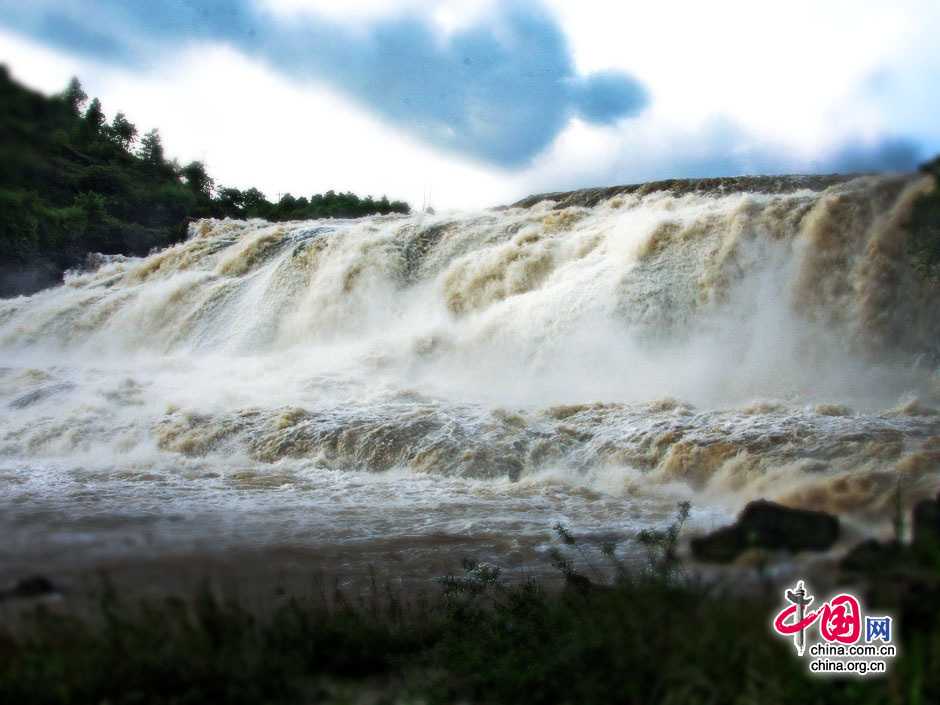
[
  {"xmin": 1, "ymin": 29, "xmax": 522, "ymax": 209},
  {"xmin": 260, "ymin": 0, "xmax": 500, "ymax": 34},
  {"xmin": 3, "ymin": 0, "xmax": 939, "ymax": 210},
  {"xmin": 552, "ymin": 0, "xmax": 937, "ymax": 171},
  {"xmin": 0, "ymin": 29, "xmax": 88, "ymax": 94}
]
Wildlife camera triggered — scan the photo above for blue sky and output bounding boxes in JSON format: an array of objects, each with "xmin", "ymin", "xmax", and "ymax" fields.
[{"xmin": 1, "ymin": 0, "xmax": 938, "ymax": 208}]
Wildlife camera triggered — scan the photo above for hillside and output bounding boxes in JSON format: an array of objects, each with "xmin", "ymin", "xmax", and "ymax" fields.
[{"xmin": 0, "ymin": 67, "xmax": 409, "ymax": 296}]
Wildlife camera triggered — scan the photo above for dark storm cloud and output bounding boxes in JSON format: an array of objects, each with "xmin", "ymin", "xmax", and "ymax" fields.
[{"xmin": 0, "ymin": 0, "xmax": 649, "ymax": 167}]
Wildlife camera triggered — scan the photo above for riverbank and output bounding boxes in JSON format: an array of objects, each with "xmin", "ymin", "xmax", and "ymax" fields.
[{"xmin": 2, "ymin": 515, "xmax": 938, "ymax": 705}]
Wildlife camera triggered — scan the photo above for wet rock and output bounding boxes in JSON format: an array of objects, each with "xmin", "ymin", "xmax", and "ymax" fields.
[
  {"xmin": 562, "ymin": 572, "xmax": 595, "ymax": 595},
  {"xmin": 509, "ymin": 174, "xmax": 855, "ymax": 210},
  {"xmin": 9, "ymin": 382, "xmax": 74, "ymax": 409},
  {"xmin": 0, "ymin": 575, "xmax": 58, "ymax": 601},
  {"xmin": 840, "ymin": 534, "xmax": 940, "ymax": 636},
  {"xmin": 841, "ymin": 491, "xmax": 940, "ymax": 577},
  {"xmin": 912, "ymin": 493, "xmax": 940, "ymax": 549},
  {"xmin": 841, "ymin": 539, "xmax": 907, "ymax": 574},
  {"xmin": 691, "ymin": 500, "xmax": 840, "ymax": 563},
  {"xmin": 690, "ymin": 525, "xmax": 747, "ymax": 563}
]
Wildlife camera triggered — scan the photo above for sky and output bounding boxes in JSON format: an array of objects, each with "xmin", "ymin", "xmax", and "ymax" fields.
[{"xmin": 1, "ymin": 0, "xmax": 939, "ymax": 209}]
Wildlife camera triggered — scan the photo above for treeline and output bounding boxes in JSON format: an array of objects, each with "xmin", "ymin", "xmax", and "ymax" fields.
[
  {"xmin": 0, "ymin": 68, "xmax": 409, "ymax": 296},
  {"xmin": 215, "ymin": 187, "xmax": 408, "ymax": 221}
]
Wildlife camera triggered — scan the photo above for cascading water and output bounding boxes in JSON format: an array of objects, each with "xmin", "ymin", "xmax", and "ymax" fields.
[{"xmin": 1, "ymin": 173, "xmax": 939, "ymax": 576}]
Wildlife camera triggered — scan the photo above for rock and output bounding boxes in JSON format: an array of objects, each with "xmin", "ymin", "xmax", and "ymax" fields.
[
  {"xmin": 841, "ymin": 539, "xmax": 907, "ymax": 574},
  {"xmin": 690, "ymin": 525, "xmax": 745, "ymax": 563},
  {"xmin": 509, "ymin": 175, "xmax": 854, "ymax": 210},
  {"xmin": 563, "ymin": 572, "xmax": 594, "ymax": 595},
  {"xmin": 12, "ymin": 575, "xmax": 57, "ymax": 598},
  {"xmin": 733, "ymin": 547, "xmax": 778, "ymax": 569},
  {"xmin": 9, "ymin": 383, "xmax": 74, "ymax": 409},
  {"xmin": 691, "ymin": 500, "xmax": 840, "ymax": 563},
  {"xmin": 912, "ymin": 494, "xmax": 940, "ymax": 549},
  {"xmin": 0, "ymin": 575, "xmax": 58, "ymax": 601}
]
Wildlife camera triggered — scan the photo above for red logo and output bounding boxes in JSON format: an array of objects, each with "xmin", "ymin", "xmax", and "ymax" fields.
[{"xmin": 772, "ymin": 580, "xmax": 862, "ymax": 655}]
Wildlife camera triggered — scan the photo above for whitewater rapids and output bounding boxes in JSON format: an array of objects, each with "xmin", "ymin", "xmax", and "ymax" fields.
[{"xmin": 1, "ymin": 174, "xmax": 939, "ymax": 577}]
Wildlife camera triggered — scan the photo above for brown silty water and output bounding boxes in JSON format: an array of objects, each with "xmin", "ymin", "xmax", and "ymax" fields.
[{"xmin": 0, "ymin": 173, "xmax": 938, "ymax": 590}]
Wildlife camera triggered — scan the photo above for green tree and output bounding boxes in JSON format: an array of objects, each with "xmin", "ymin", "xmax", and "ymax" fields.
[
  {"xmin": 84, "ymin": 98, "xmax": 105, "ymax": 134},
  {"xmin": 74, "ymin": 191, "xmax": 107, "ymax": 223},
  {"xmin": 181, "ymin": 161, "xmax": 214, "ymax": 198},
  {"xmin": 217, "ymin": 187, "xmax": 245, "ymax": 216},
  {"xmin": 241, "ymin": 187, "xmax": 270, "ymax": 216},
  {"xmin": 109, "ymin": 112, "xmax": 137, "ymax": 150},
  {"xmin": 62, "ymin": 77, "xmax": 87, "ymax": 116},
  {"xmin": 138, "ymin": 129, "xmax": 164, "ymax": 166},
  {"xmin": 276, "ymin": 192, "xmax": 298, "ymax": 218}
]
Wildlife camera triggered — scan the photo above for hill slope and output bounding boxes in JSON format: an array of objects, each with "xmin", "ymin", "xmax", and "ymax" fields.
[{"xmin": 0, "ymin": 67, "xmax": 409, "ymax": 296}]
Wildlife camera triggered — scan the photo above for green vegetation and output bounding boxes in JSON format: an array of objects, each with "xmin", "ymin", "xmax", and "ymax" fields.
[
  {"xmin": 0, "ymin": 67, "xmax": 409, "ymax": 296},
  {"xmin": 3, "ymin": 508, "xmax": 940, "ymax": 704}
]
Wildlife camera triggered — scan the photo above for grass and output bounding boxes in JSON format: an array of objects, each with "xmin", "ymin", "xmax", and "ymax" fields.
[{"xmin": 2, "ymin": 507, "xmax": 940, "ymax": 704}]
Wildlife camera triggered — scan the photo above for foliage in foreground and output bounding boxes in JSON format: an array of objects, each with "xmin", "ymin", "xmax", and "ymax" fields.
[{"xmin": 2, "ymin": 507, "xmax": 940, "ymax": 705}]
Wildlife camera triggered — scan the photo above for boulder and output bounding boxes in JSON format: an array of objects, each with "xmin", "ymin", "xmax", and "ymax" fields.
[
  {"xmin": 691, "ymin": 500, "xmax": 840, "ymax": 563},
  {"xmin": 0, "ymin": 575, "xmax": 58, "ymax": 602},
  {"xmin": 840, "ymin": 539, "xmax": 908, "ymax": 574},
  {"xmin": 912, "ymin": 494, "xmax": 940, "ymax": 549}
]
